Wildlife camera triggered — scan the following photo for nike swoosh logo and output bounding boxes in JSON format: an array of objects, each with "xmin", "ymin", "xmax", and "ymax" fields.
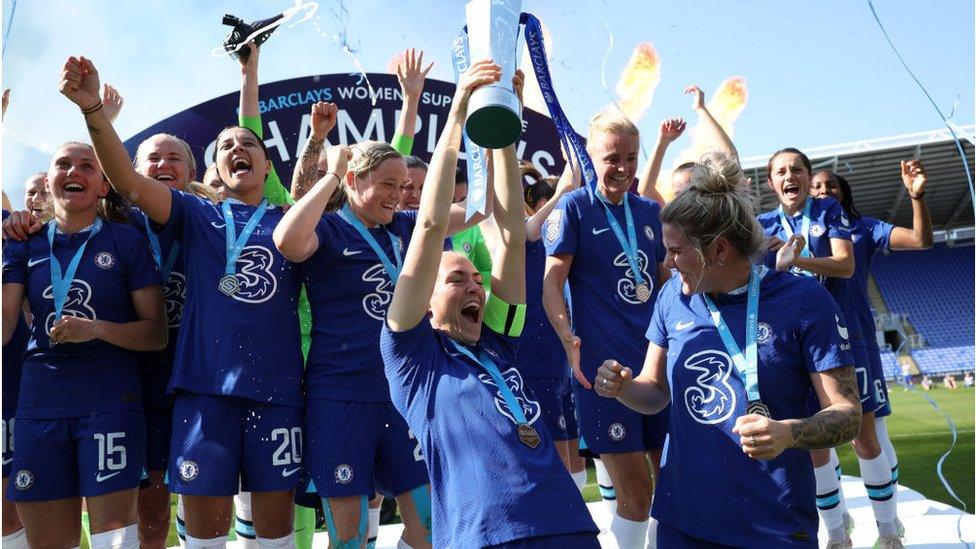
[
  {"xmin": 95, "ymin": 471, "xmax": 122, "ymax": 482},
  {"xmin": 592, "ymin": 227, "xmax": 610, "ymax": 235},
  {"xmin": 27, "ymin": 257, "xmax": 49, "ymax": 267},
  {"xmin": 1, "ymin": 458, "xmax": 11, "ymax": 466},
  {"xmin": 282, "ymin": 467, "xmax": 301, "ymax": 478},
  {"xmin": 675, "ymin": 320, "xmax": 694, "ymax": 331},
  {"xmin": 342, "ymin": 248, "xmax": 361, "ymax": 256}
]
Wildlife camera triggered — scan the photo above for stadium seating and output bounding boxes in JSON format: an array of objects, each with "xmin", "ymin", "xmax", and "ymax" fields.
[{"xmin": 871, "ymin": 243, "xmax": 975, "ymax": 375}]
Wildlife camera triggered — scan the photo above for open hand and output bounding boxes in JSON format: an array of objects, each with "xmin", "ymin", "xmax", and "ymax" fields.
[
  {"xmin": 396, "ymin": 48, "xmax": 434, "ymax": 98},
  {"xmin": 900, "ymin": 159, "xmax": 927, "ymax": 199}
]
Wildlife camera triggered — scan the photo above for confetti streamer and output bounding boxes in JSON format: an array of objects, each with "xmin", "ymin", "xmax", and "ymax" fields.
[{"xmin": 2, "ymin": 0, "xmax": 18, "ymax": 58}]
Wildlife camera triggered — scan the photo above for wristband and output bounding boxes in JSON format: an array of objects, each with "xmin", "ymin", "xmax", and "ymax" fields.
[
  {"xmin": 910, "ymin": 191, "xmax": 925, "ymax": 200},
  {"xmin": 81, "ymin": 101, "xmax": 103, "ymax": 115}
]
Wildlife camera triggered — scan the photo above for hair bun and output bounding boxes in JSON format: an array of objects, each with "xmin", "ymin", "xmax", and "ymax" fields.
[{"xmin": 689, "ymin": 153, "xmax": 744, "ymax": 195}]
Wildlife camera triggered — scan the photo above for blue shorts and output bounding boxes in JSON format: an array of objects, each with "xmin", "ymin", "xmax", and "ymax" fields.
[
  {"xmin": 168, "ymin": 392, "xmax": 303, "ymax": 497},
  {"xmin": 851, "ymin": 338, "xmax": 883, "ymax": 414},
  {"xmin": 866, "ymin": 341, "xmax": 891, "ymax": 418},
  {"xmin": 2, "ymin": 411, "xmax": 14, "ymax": 478},
  {"xmin": 573, "ymin": 385, "xmax": 668, "ymax": 454},
  {"xmin": 305, "ymin": 400, "xmax": 428, "ymax": 499},
  {"xmin": 525, "ymin": 377, "xmax": 578, "ymax": 442},
  {"xmin": 144, "ymin": 406, "xmax": 172, "ymax": 472},
  {"xmin": 7, "ymin": 411, "xmax": 145, "ymax": 502},
  {"xmin": 656, "ymin": 521, "xmax": 743, "ymax": 549},
  {"xmin": 486, "ymin": 532, "xmax": 600, "ymax": 548}
]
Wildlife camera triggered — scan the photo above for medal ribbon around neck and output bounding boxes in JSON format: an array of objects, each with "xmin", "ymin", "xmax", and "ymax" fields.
[
  {"xmin": 221, "ymin": 199, "xmax": 269, "ymax": 283},
  {"xmin": 47, "ymin": 217, "xmax": 103, "ymax": 320},
  {"xmin": 450, "ymin": 341, "xmax": 540, "ymax": 447},
  {"xmin": 339, "ymin": 204, "xmax": 403, "ymax": 284},
  {"xmin": 143, "ymin": 216, "xmax": 180, "ymax": 281},
  {"xmin": 701, "ymin": 264, "xmax": 764, "ymax": 406},
  {"xmin": 777, "ymin": 196, "xmax": 813, "ymax": 255},
  {"xmin": 596, "ymin": 191, "xmax": 647, "ymax": 289}
]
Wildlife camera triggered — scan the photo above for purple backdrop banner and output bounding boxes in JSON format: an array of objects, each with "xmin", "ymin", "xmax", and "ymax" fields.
[{"xmin": 123, "ymin": 73, "xmax": 567, "ymax": 184}]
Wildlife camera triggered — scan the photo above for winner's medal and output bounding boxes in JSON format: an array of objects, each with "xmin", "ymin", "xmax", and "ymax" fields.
[
  {"xmin": 218, "ymin": 274, "xmax": 239, "ymax": 296},
  {"xmin": 747, "ymin": 400, "xmax": 771, "ymax": 418},
  {"xmin": 635, "ymin": 283, "xmax": 651, "ymax": 303},
  {"xmin": 517, "ymin": 423, "xmax": 540, "ymax": 449}
]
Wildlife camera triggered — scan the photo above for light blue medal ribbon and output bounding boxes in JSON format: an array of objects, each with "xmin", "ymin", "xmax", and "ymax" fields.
[
  {"xmin": 701, "ymin": 265, "xmax": 770, "ymax": 417},
  {"xmin": 218, "ymin": 199, "xmax": 268, "ymax": 296},
  {"xmin": 450, "ymin": 340, "xmax": 540, "ymax": 448},
  {"xmin": 47, "ymin": 217, "xmax": 103, "ymax": 322},
  {"xmin": 596, "ymin": 191, "xmax": 650, "ymax": 302},
  {"xmin": 778, "ymin": 196, "xmax": 814, "ymax": 276},
  {"xmin": 143, "ymin": 216, "xmax": 180, "ymax": 281},
  {"xmin": 338, "ymin": 204, "xmax": 403, "ymax": 284}
]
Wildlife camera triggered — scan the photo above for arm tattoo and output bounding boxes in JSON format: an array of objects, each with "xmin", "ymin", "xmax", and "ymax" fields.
[
  {"xmin": 87, "ymin": 125, "xmax": 102, "ymax": 136},
  {"xmin": 790, "ymin": 366, "xmax": 861, "ymax": 450},
  {"xmin": 292, "ymin": 136, "xmax": 324, "ymax": 199}
]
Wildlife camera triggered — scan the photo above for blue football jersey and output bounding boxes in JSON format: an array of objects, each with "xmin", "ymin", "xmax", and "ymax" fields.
[
  {"xmin": 2, "ymin": 219, "xmax": 162, "ymax": 419},
  {"xmin": 130, "ymin": 208, "xmax": 186, "ymax": 409},
  {"xmin": 380, "ymin": 319, "xmax": 598, "ymax": 548},
  {"xmin": 303, "ymin": 210, "xmax": 417, "ymax": 402},
  {"xmin": 758, "ymin": 197, "xmax": 866, "ymax": 337},
  {"xmin": 646, "ymin": 271, "xmax": 853, "ymax": 546},
  {"xmin": 543, "ymin": 188, "xmax": 666, "ymax": 377},
  {"xmin": 516, "ymin": 238, "xmax": 567, "ymax": 380},
  {"xmin": 162, "ymin": 190, "xmax": 304, "ymax": 407}
]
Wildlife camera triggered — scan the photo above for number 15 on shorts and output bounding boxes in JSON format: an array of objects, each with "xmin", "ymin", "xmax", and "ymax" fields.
[{"xmin": 94, "ymin": 432, "xmax": 127, "ymax": 480}]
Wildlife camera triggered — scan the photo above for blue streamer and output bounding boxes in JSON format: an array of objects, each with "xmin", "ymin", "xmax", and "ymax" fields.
[
  {"xmin": 2, "ymin": 0, "xmax": 17, "ymax": 58},
  {"xmin": 867, "ymin": 0, "xmax": 975, "ymax": 211}
]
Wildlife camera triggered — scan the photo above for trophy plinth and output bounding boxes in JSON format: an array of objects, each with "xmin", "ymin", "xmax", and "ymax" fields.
[{"xmin": 466, "ymin": 85, "xmax": 522, "ymax": 149}]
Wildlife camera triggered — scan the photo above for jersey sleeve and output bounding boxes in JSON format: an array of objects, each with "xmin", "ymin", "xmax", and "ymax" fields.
[
  {"xmin": 867, "ymin": 217, "xmax": 894, "ymax": 252},
  {"xmin": 645, "ymin": 278, "xmax": 674, "ymax": 347},
  {"xmin": 543, "ymin": 194, "xmax": 579, "ymax": 257},
  {"xmin": 240, "ymin": 114, "xmax": 294, "ymax": 206},
  {"xmin": 310, "ymin": 216, "xmax": 338, "ymax": 260},
  {"xmin": 2, "ymin": 238, "xmax": 28, "ymax": 285},
  {"xmin": 796, "ymin": 280, "xmax": 855, "ymax": 373},
  {"xmin": 391, "ymin": 133, "xmax": 414, "ymax": 155},
  {"xmin": 380, "ymin": 319, "xmax": 439, "ymax": 419},
  {"xmin": 123, "ymin": 228, "xmax": 164, "ymax": 291},
  {"xmin": 649, "ymin": 202, "xmax": 666, "ymax": 262},
  {"xmin": 824, "ymin": 199, "xmax": 853, "ymax": 240}
]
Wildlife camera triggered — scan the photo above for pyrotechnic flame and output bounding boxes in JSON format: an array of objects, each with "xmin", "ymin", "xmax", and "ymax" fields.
[
  {"xmin": 613, "ymin": 42, "xmax": 661, "ymax": 122},
  {"xmin": 387, "ymin": 51, "xmax": 405, "ymax": 74},
  {"xmin": 519, "ymin": 17, "xmax": 554, "ymax": 115}
]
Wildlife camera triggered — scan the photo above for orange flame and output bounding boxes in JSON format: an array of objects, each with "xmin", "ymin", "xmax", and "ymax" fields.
[
  {"xmin": 614, "ymin": 43, "xmax": 661, "ymax": 122},
  {"xmin": 708, "ymin": 76, "xmax": 748, "ymax": 138},
  {"xmin": 386, "ymin": 51, "xmax": 406, "ymax": 74}
]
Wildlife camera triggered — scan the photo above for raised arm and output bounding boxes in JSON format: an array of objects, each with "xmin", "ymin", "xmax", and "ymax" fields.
[
  {"xmin": 683, "ymin": 85, "xmax": 738, "ymax": 162},
  {"xmin": 526, "ymin": 158, "xmax": 580, "ymax": 241},
  {"xmin": 392, "ymin": 48, "xmax": 433, "ymax": 155},
  {"xmin": 488, "ymin": 145, "xmax": 525, "ymax": 304},
  {"xmin": 637, "ymin": 117, "xmax": 685, "ymax": 204},
  {"xmin": 387, "ymin": 60, "xmax": 501, "ymax": 332},
  {"xmin": 889, "ymin": 160, "xmax": 933, "ymax": 250},
  {"xmin": 595, "ymin": 341, "xmax": 670, "ymax": 415},
  {"xmin": 102, "ymin": 83, "xmax": 124, "ymax": 123},
  {"xmin": 273, "ymin": 146, "xmax": 351, "ymax": 262},
  {"xmin": 291, "ymin": 102, "xmax": 338, "ymax": 202},
  {"xmin": 2, "ymin": 283, "xmax": 24, "ymax": 345},
  {"xmin": 59, "ymin": 56, "xmax": 172, "ymax": 223}
]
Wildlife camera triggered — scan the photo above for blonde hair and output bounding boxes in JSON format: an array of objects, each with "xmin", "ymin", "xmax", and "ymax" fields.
[
  {"xmin": 327, "ymin": 140, "xmax": 404, "ymax": 212},
  {"xmin": 134, "ymin": 134, "xmax": 199, "ymax": 182},
  {"xmin": 586, "ymin": 109, "xmax": 639, "ymax": 152},
  {"xmin": 661, "ymin": 153, "xmax": 764, "ymax": 262}
]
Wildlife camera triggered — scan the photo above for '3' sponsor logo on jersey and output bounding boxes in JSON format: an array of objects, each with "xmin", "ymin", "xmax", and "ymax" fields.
[
  {"xmin": 613, "ymin": 250, "xmax": 652, "ymax": 305},
  {"xmin": 164, "ymin": 272, "xmax": 187, "ymax": 328},
  {"xmin": 42, "ymin": 280, "xmax": 97, "ymax": 336},
  {"xmin": 477, "ymin": 367, "xmax": 542, "ymax": 426},
  {"xmin": 229, "ymin": 246, "xmax": 278, "ymax": 304},
  {"xmin": 682, "ymin": 350, "xmax": 737, "ymax": 425},
  {"xmin": 361, "ymin": 263, "xmax": 394, "ymax": 321}
]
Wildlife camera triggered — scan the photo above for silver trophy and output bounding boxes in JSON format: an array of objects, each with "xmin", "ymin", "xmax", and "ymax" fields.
[{"xmin": 463, "ymin": 0, "xmax": 524, "ymax": 149}]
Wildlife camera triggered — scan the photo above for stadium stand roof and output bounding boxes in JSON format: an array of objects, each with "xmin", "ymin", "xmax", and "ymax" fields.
[{"xmin": 740, "ymin": 124, "xmax": 976, "ymax": 235}]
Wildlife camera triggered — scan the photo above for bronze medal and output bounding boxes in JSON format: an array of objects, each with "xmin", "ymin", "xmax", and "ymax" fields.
[
  {"xmin": 635, "ymin": 282, "xmax": 651, "ymax": 303},
  {"xmin": 517, "ymin": 423, "xmax": 540, "ymax": 449}
]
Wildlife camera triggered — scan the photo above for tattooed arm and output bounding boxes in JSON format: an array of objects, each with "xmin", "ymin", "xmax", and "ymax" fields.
[{"xmin": 732, "ymin": 365, "xmax": 860, "ymax": 460}]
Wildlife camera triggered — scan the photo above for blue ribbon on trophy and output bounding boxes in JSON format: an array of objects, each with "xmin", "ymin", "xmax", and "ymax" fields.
[{"xmin": 452, "ymin": 1, "xmax": 599, "ymax": 220}]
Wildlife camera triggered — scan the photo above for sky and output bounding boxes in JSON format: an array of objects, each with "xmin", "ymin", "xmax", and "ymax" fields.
[{"xmin": 1, "ymin": 0, "xmax": 973, "ymax": 208}]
